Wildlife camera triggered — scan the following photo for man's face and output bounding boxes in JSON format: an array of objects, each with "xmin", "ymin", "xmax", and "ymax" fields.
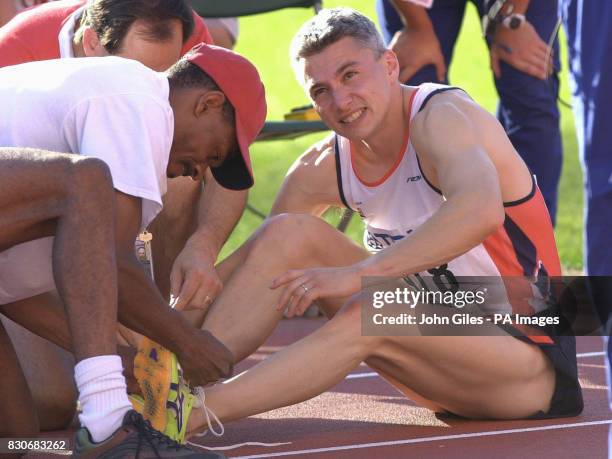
[
  {"xmin": 86, "ymin": 19, "xmax": 183, "ymax": 71},
  {"xmin": 299, "ymin": 37, "xmax": 398, "ymax": 141},
  {"xmin": 168, "ymin": 89, "xmax": 237, "ymax": 181}
]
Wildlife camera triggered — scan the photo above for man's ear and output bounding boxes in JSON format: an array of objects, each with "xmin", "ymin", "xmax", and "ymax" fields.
[
  {"xmin": 82, "ymin": 26, "xmax": 107, "ymax": 57},
  {"xmin": 194, "ymin": 90, "xmax": 226, "ymax": 117},
  {"xmin": 382, "ymin": 49, "xmax": 400, "ymax": 81}
]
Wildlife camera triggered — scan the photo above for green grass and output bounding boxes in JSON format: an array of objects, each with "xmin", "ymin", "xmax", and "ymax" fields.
[{"xmin": 224, "ymin": 2, "xmax": 583, "ymax": 271}]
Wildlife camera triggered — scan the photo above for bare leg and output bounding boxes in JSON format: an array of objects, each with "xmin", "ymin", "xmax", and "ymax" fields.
[
  {"xmin": 188, "ymin": 296, "xmax": 555, "ymax": 432},
  {"xmin": 0, "ymin": 149, "xmax": 119, "ymax": 361},
  {"xmin": 1, "ymin": 314, "xmax": 76, "ymax": 431},
  {"xmin": 0, "ymin": 319, "xmax": 38, "ymax": 437},
  {"xmin": 181, "ymin": 214, "xmax": 555, "ymax": 431},
  {"xmin": 0, "ymin": 148, "xmax": 120, "ymax": 434},
  {"xmin": 1, "ymin": 292, "xmax": 138, "ymax": 390},
  {"xmin": 1, "ymin": 292, "xmax": 140, "ymax": 431},
  {"xmin": 201, "ymin": 214, "xmax": 369, "ymax": 361}
]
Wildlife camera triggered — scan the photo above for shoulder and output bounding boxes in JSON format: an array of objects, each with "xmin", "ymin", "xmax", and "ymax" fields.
[
  {"xmin": 276, "ymin": 134, "xmax": 343, "ymax": 210},
  {"xmin": 287, "ymin": 135, "xmax": 337, "ymax": 180},
  {"xmin": 411, "ymin": 88, "xmax": 497, "ymax": 151},
  {"xmin": 75, "ymin": 57, "xmax": 169, "ymax": 98},
  {"xmin": 0, "ymin": 0, "xmax": 82, "ymax": 65},
  {"xmin": 413, "ymin": 89, "xmax": 476, "ymax": 129},
  {"xmin": 62, "ymin": 60, "xmax": 172, "ymax": 131}
]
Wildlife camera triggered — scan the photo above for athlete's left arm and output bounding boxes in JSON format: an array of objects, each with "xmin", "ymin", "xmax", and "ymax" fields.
[
  {"xmin": 357, "ymin": 92, "xmax": 506, "ymax": 278},
  {"xmin": 170, "ymin": 169, "xmax": 247, "ymax": 310}
]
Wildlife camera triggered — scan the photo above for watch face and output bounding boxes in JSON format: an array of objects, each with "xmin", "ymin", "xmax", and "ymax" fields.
[{"xmin": 510, "ymin": 16, "xmax": 522, "ymax": 29}]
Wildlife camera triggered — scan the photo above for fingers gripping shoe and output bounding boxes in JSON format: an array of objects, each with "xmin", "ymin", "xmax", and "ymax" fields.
[{"xmin": 73, "ymin": 410, "xmax": 226, "ymax": 458}]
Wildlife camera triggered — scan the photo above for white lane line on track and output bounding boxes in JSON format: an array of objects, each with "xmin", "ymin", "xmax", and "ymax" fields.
[
  {"xmin": 578, "ymin": 351, "xmax": 606, "ymax": 358},
  {"xmin": 188, "ymin": 441, "xmax": 292, "ymax": 451},
  {"xmin": 230, "ymin": 419, "xmax": 612, "ymax": 458},
  {"xmin": 345, "ymin": 351, "xmax": 605, "ymax": 380}
]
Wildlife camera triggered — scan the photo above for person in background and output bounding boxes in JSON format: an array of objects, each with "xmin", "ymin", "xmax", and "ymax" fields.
[
  {"xmin": 560, "ymin": 2, "xmax": 612, "ymax": 453},
  {"xmin": 376, "ymin": 0, "xmax": 563, "ymax": 224},
  {"xmin": 205, "ymin": 17, "xmax": 239, "ymax": 49}
]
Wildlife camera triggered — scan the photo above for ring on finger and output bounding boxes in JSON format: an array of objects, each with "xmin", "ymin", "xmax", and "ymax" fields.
[
  {"xmin": 301, "ymin": 284, "xmax": 309, "ymax": 294},
  {"xmin": 204, "ymin": 295, "xmax": 213, "ymax": 304}
]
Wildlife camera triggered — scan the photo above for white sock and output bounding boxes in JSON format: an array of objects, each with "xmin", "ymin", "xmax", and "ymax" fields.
[{"xmin": 74, "ymin": 355, "xmax": 132, "ymax": 443}]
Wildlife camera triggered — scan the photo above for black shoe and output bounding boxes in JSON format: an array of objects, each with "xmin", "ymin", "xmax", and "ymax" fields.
[{"xmin": 73, "ymin": 410, "xmax": 225, "ymax": 458}]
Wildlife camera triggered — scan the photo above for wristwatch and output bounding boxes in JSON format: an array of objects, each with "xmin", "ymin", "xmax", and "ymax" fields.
[{"xmin": 502, "ymin": 13, "xmax": 526, "ymax": 30}]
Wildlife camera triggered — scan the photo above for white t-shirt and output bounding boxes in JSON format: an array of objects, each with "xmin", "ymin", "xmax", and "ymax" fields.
[{"xmin": 0, "ymin": 56, "xmax": 174, "ymax": 304}]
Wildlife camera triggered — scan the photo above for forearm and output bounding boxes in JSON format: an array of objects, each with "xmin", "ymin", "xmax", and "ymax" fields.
[
  {"xmin": 357, "ymin": 194, "xmax": 503, "ymax": 278},
  {"xmin": 117, "ymin": 254, "xmax": 194, "ymax": 352},
  {"xmin": 391, "ymin": 0, "xmax": 432, "ymax": 28},
  {"xmin": 505, "ymin": 0, "xmax": 529, "ymax": 14},
  {"xmin": 190, "ymin": 175, "xmax": 247, "ymax": 259},
  {"xmin": 1, "ymin": 295, "xmax": 72, "ymax": 352}
]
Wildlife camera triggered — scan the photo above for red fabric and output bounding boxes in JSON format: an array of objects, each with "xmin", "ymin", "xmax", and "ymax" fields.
[
  {"xmin": 482, "ymin": 186, "xmax": 559, "ymax": 344},
  {"xmin": 483, "ymin": 187, "xmax": 561, "ymax": 278},
  {"xmin": 187, "ymin": 43, "xmax": 267, "ymax": 188},
  {"xmin": 0, "ymin": 0, "xmax": 81, "ymax": 67},
  {"xmin": 182, "ymin": 11, "xmax": 214, "ymax": 54},
  {"xmin": 0, "ymin": 0, "xmax": 213, "ymax": 68}
]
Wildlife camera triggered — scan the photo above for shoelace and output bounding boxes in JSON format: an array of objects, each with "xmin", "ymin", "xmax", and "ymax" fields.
[
  {"xmin": 130, "ymin": 411, "xmax": 185, "ymax": 455},
  {"xmin": 193, "ymin": 386, "xmax": 225, "ymax": 437}
]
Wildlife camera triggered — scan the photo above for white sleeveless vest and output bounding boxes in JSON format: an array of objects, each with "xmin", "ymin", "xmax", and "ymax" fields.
[{"xmin": 335, "ymin": 83, "xmax": 502, "ymax": 279}]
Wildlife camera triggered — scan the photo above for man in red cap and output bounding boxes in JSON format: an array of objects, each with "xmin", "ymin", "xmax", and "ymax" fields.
[
  {"xmin": 0, "ymin": 43, "xmax": 266, "ymax": 451},
  {"xmin": 0, "ymin": 0, "xmax": 246, "ymax": 317}
]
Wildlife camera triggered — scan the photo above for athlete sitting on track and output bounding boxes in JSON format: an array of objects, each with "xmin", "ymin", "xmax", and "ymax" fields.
[
  {"xmin": 0, "ymin": 43, "xmax": 265, "ymax": 455},
  {"xmin": 140, "ymin": 7, "xmax": 582, "ymax": 438}
]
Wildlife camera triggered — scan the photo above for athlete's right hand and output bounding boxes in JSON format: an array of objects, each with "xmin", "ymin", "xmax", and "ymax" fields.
[
  {"xmin": 179, "ymin": 330, "xmax": 234, "ymax": 385},
  {"xmin": 390, "ymin": 25, "xmax": 446, "ymax": 83}
]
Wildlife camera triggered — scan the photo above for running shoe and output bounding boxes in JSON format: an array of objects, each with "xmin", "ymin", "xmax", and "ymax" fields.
[
  {"xmin": 132, "ymin": 343, "xmax": 197, "ymax": 443},
  {"xmin": 166, "ymin": 377, "xmax": 197, "ymax": 443},
  {"xmin": 73, "ymin": 409, "xmax": 226, "ymax": 458},
  {"xmin": 133, "ymin": 337, "xmax": 174, "ymax": 432}
]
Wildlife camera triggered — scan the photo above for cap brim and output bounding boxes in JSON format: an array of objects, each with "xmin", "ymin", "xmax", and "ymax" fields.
[{"xmin": 210, "ymin": 116, "xmax": 254, "ymax": 190}]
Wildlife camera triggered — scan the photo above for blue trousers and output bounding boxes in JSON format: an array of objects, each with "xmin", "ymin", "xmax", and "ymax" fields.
[
  {"xmin": 562, "ymin": 0, "xmax": 612, "ymax": 276},
  {"xmin": 376, "ymin": 0, "xmax": 562, "ymax": 223}
]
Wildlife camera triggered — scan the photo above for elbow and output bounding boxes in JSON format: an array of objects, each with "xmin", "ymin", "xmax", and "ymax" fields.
[
  {"xmin": 461, "ymin": 191, "xmax": 504, "ymax": 239},
  {"xmin": 480, "ymin": 200, "xmax": 505, "ymax": 235}
]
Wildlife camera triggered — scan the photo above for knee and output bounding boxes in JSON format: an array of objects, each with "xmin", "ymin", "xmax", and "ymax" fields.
[
  {"xmin": 248, "ymin": 213, "xmax": 327, "ymax": 261},
  {"xmin": 70, "ymin": 157, "xmax": 114, "ymax": 203}
]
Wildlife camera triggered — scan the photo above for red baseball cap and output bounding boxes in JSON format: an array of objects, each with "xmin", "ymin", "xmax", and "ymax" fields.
[{"xmin": 187, "ymin": 43, "xmax": 267, "ymax": 190}]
